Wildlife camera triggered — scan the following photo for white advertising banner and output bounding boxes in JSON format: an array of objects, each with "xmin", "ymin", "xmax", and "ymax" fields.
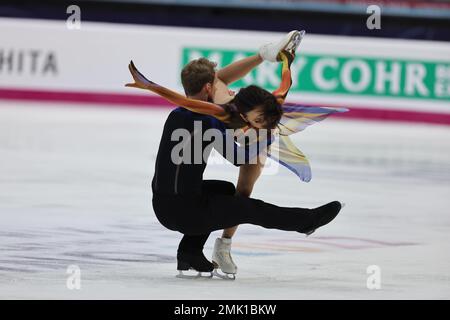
[{"xmin": 1, "ymin": 17, "xmax": 449, "ymax": 116}]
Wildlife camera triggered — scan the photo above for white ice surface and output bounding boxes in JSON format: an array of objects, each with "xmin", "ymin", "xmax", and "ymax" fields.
[{"xmin": 0, "ymin": 102, "xmax": 449, "ymax": 299}]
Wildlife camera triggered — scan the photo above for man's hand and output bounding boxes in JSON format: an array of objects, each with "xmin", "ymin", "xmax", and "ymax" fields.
[{"xmin": 125, "ymin": 60, "xmax": 153, "ymax": 90}]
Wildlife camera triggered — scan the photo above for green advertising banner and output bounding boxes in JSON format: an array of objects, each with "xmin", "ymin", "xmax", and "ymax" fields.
[{"xmin": 182, "ymin": 47, "xmax": 450, "ymax": 101}]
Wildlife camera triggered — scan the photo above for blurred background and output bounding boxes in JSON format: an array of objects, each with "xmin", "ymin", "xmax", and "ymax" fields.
[
  {"xmin": 0, "ymin": 0, "xmax": 449, "ymax": 299},
  {"xmin": 0, "ymin": 0, "xmax": 449, "ymax": 122},
  {"xmin": 1, "ymin": 0, "xmax": 450, "ymax": 39}
]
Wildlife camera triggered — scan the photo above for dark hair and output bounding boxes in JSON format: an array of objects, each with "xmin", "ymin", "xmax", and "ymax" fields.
[
  {"xmin": 181, "ymin": 58, "xmax": 216, "ymax": 96},
  {"xmin": 233, "ymin": 85, "xmax": 283, "ymax": 129}
]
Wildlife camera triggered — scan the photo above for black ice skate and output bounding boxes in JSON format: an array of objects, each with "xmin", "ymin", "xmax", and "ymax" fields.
[
  {"xmin": 302, "ymin": 201, "xmax": 344, "ymax": 236},
  {"xmin": 176, "ymin": 251, "xmax": 214, "ymax": 279}
]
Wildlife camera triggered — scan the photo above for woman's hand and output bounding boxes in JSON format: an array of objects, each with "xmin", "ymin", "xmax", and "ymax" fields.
[{"xmin": 125, "ymin": 60, "xmax": 153, "ymax": 90}]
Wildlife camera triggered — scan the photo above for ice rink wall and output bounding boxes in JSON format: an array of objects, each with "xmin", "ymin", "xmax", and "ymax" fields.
[{"xmin": 0, "ymin": 17, "xmax": 449, "ymax": 125}]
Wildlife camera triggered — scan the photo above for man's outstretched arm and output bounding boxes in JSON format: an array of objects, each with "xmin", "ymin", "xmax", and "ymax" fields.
[{"xmin": 216, "ymin": 54, "xmax": 263, "ymax": 85}]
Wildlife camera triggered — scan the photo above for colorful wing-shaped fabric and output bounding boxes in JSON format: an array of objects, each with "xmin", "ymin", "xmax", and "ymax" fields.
[
  {"xmin": 268, "ymin": 134, "xmax": 312, "ymax": 182},
  {"xmin": 267, "ymin": 104, "xmax": 349, "ymax": 182},
  {"xmin": 278, "ymin": 104, "xmax": 349, "ymax": 136},
  {"xmin": 126, "ymin": 61, "xmax": 230, "ymax": 122}
]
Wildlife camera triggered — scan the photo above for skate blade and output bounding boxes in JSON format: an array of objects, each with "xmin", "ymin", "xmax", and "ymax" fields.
[
  {"xmin": 213, "ymin": 269, "xmax": 236, "ymax": 280},
  {"xmin": 305, "ymin": 228, "xmax": 316, "ymax": 237},
  {"xmin": 285, "ymin": 30, "xmax": 305, "ymax": 53},
  {"xmin": 176, "ymin": 270, "xmax": 213, "ymax": 279}
]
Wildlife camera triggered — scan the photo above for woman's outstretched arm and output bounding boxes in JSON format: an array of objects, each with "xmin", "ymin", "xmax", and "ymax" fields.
[{"xmin": 125, "ymin": 60, "xmax": 229, "ymax": 121}]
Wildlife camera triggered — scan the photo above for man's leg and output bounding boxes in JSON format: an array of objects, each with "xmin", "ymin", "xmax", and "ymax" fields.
[
  {"xmin": 201, "ymin": 180, "xmax": 239, "ymax": 238},
  {"xmin": 201, "ymin": 180, "xmax": 236, "ymax": 196},
  {"xmin": 206, "ymin": 193, "xmax": 342, "ymax": 234}
]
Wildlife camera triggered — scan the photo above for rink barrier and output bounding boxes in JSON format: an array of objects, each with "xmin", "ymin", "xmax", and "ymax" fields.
[{"xmin": 1, "ymin": 87, "xmax": 450, "ymax": 125}]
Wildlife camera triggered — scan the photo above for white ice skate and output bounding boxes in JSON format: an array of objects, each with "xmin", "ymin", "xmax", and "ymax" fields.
[
  {"xmin": 259, "ymin": 29, "xmax": 305, "ymax": 62},
  {"xmin": 285, "ymin": 30, "xmax": 305, "ymax": 55},
  {"xmin": 212, "ymin": 238, "xmax": 237, "ymax": 280}
]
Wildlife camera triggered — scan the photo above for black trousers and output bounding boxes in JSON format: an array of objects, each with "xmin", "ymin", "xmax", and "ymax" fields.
[{"xmin": 152, "ymin": 180, "xmax": 313, "ymax": 253}]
